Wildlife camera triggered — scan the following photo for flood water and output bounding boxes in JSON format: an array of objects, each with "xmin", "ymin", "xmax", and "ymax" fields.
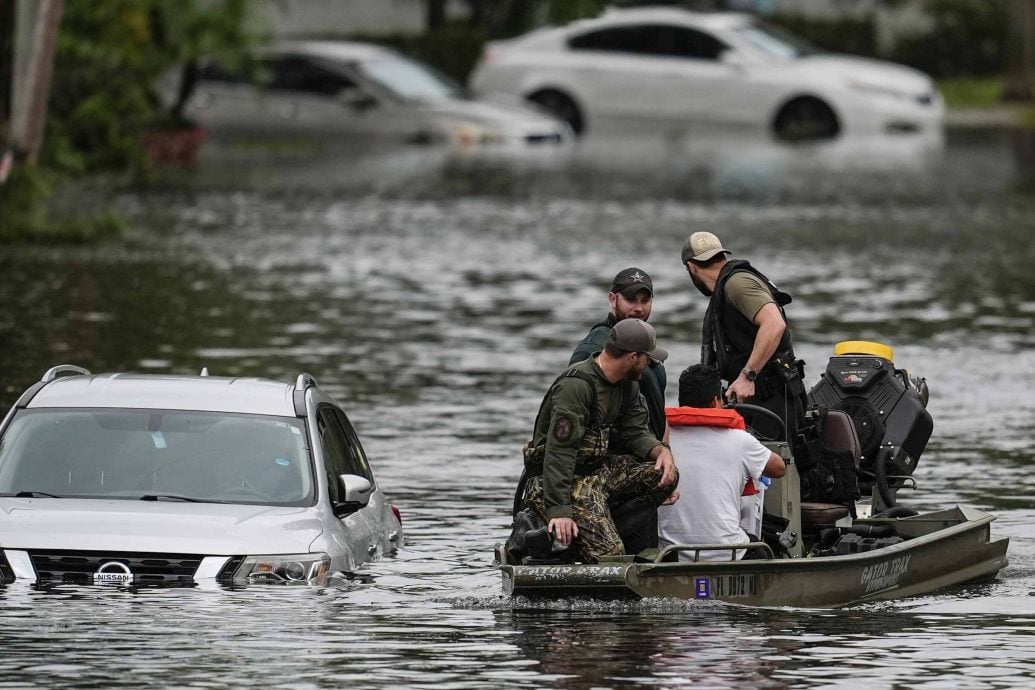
[{"xmin": 2, "ymin": 126, "xmax": 1035, "ymax": 688}]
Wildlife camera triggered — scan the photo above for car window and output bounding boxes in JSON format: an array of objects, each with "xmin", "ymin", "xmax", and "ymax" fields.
[
  {"xmin": 733, "ymin": 21, "xmax": 818, "ymax": 59},
  {"xmin": 264, "ymin": 55, "xmax": 356, "ymax": 95},
  {"xmin": 0, "ymin": 409, "xmax": 314, "ymax": 506},
  {"xmin": 331, "ymin": 409, "xmax": 373, "ymax": 481},
  {"xmin": 355, "ymin": 56, "xmax": 462, "ymax": 101},
  {"xmin": 317, "ymin": 406, "xmax": 351, "ymax": 503},
  {"xmin": 317, "ymin": 405, "xmax": 373, "ymax": 503},
  {"xmin": 568, "ymin": 24, "xmax": 728, "ymax": 61}
]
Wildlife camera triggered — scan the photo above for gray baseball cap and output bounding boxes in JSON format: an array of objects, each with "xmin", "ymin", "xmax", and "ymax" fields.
[{"xmin": 607, "ymin": 319, "xmax": 669, "ymax": 363}]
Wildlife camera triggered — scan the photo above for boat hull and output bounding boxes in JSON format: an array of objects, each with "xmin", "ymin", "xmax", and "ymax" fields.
[{"xmin": 500, "ymin": 505, "xmax": 1009, "ymax": 608}]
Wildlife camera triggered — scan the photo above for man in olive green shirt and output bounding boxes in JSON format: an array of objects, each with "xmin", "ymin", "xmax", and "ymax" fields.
[{"xmin": 522, "ymin": 319, "xmax": 678, "ymax": 563}]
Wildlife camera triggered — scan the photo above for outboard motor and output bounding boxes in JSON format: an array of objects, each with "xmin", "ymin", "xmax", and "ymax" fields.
[{"xmin": 808, "ymin": 341, "xmax": 932, "ymax": 506}]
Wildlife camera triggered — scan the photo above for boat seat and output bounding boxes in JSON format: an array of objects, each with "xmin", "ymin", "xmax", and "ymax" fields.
[
  {"xmin": 799, "ymin": 409, "xmax": 862, "ymax": 532},
  {"xmin": 800, "ymin": 502, "xmax": 851, "ymax": 531}
]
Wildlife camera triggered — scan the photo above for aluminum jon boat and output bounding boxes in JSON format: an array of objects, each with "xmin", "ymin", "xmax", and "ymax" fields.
[
  {"xmin": 497, "ymin": 341, "xmax": 1009, "ymax": 608},
  {"xmin": 496, "ymin": 504, "xmax": 1008, "ymax": 607}
]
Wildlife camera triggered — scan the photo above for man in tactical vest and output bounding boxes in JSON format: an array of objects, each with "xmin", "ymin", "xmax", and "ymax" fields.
[
  {"xmin": 521, "ymin": 319, "xmax": 678, "ymax": 564},
  {"xmin": 681, "ymin": 231, "xmax": 808, "ymax": 442}
]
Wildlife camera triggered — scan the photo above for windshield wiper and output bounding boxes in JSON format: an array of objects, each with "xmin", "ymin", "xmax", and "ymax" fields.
[{"xmin": 139, "ymin": 494, "xmax": 205, "ymax": 503}]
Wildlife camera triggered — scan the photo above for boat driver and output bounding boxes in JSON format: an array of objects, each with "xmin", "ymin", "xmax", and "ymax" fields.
[{"xmin": 520, "ymin": 319, "xmax": 678, "ymax": 563}]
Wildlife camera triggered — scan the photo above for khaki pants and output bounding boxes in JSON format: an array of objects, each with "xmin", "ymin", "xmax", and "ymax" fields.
[{"xmin": 525, "ymin": 454, "xmax": 675, "ymax": 563}]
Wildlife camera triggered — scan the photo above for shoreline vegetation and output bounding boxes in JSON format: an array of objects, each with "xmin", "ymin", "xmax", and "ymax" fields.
[{"xmin": 939, "ymin": 77, "xmax": 1035, "ymax": 128}]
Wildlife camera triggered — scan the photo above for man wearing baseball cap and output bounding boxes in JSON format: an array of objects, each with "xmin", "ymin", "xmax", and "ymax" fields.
[
  {"xmin": 680, "ymin": 231, "xmax": 807, "ymax": 442},
  {"xmin": 569, "ymin": 267, "xmax": 670, "ymax": 554},
  {"xmin": 571, "ymin": 267, "xmax": 667, "ymax": 441},
  {"xmin": 512, "ymin": 318, "xmax": 678, "ymax": 564}
]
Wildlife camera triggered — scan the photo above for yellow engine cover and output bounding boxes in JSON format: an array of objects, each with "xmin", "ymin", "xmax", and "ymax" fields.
[{"xmin": 833, "ymin": 340, "xmax": 894, "ymax": 361}]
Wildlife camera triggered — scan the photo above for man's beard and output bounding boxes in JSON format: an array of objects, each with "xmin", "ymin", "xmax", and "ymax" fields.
[{"xmin": 690, "ymin": 272, "xmax": 712, "ymax": 297}]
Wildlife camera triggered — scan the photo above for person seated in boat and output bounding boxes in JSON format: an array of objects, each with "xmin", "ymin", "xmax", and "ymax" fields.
[
  {"xmin": 519, "ymin": 319, "xmax": 679, "ymax": 564},
  {"xmin": 658, "ymin": 364, "xmax": 786, "ymax": 561},
  {"xmin": 568, "ymin": 267, "xmax": 670, "ymax": 554}
]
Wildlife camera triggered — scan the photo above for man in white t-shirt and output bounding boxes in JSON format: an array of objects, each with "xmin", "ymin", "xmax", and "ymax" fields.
[{"xmin": 658, "ymin": 364, "xmax": 786, "ymax": 561}]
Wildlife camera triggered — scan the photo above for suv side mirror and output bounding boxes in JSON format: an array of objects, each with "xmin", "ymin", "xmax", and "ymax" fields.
[{"xmin": 333, "ymin": 473, "xmax": 373, "ymax": 516}]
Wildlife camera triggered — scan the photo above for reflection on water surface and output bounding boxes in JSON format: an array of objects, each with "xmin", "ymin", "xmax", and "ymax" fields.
[{"xmin": 2, "ymin": 126, "xmax": 1035, "ymax": 688}]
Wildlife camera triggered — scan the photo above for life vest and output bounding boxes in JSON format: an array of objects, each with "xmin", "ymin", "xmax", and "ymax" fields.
[
  {"xmin": 666, "ymin": 406, "xmax": 745, "ymax": 430},
  {"xmin": 665, "ymin": 406, "xmax": 761, "ymax": 496}
]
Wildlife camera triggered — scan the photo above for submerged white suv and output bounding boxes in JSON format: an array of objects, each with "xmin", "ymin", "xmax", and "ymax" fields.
[{"xmin": 0, "ymin": 365, "xmax": 402, "ymax": 587}]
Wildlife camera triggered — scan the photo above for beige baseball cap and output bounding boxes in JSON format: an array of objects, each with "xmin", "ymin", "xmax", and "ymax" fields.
[{"xmin": 681, "ymin": 231, "xmax": 732, "ymax": 264}]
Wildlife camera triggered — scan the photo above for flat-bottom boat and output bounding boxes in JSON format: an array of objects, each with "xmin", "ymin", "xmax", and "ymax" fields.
[
  {"xmin": 496, "ymin": 504, "xmax": 1008, "ymax": 607},
  {"xmin": 497, "ymin": 341, "xmax": 1010, "ymax": 608}
]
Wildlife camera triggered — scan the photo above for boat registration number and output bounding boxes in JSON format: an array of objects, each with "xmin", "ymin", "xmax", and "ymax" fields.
[{"xmin": 696, "ymin": 574, "xmax": 758, "ymax": 599}]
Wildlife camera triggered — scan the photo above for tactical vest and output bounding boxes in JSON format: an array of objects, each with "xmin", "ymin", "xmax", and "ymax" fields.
[{"xmin": 702, "ymin": 259, "xmax": 796, "ymax": 383}]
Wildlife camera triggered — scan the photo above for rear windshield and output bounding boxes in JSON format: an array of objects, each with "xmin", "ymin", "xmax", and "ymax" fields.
[{"xmin": 0, "ymin": 409, "xmax": 314, "ymax": 506}]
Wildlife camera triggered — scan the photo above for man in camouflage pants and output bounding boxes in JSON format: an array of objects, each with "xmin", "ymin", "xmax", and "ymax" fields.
[{"xmin": 522, "ymin": 319, "xmax": 679, "ymax": 563}]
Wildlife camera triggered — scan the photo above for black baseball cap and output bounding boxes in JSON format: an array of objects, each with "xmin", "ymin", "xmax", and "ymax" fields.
[{"xmin": 611, "ymin": 267, "xmax": 653, "ymax": 299}]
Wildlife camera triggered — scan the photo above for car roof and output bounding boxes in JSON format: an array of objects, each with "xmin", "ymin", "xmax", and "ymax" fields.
[
  {"xmin": 266, "ymin": 40, "xmax": 402, "ymax": 62},
  {"xmin": 580, "ymin": 7, "xmax": 751, "ymax": 32},
  {"xmin": 25, "ymin": 374, "xmax": 299, "ymax": 417}
]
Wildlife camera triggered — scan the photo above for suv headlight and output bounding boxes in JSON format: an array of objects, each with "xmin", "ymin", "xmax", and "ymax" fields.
[{"xmin": 235, "ymin": 553, "xmax": 331, "ymax": 583}]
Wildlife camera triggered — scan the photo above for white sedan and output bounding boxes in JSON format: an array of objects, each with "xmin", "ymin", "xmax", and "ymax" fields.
[{"xmin": 468, "ymin": 7, "xmax": 944, "ymax": 142}]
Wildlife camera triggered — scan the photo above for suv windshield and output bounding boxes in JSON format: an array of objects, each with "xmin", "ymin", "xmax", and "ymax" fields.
[
  {"xmin": 357, "ymin": 56, "xmax": 462, "ymax": 101},
  {"xmin": 0, "ymin": 409, "xmax": 314, "ymax": 506}
]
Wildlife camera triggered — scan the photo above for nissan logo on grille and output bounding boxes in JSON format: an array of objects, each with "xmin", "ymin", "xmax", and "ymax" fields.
[{"xmin": 93, "ymin": 561, "xmax": 133, "ymax": 585}]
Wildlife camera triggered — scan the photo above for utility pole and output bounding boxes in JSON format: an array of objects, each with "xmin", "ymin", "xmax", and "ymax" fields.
[
  {"xmin": 9, "ymin": 0, "xmax": 63, "ymax": 164},
  {"xmin": 1003, "ymin": 0, "xmax": 1034, "ymax": 102}
]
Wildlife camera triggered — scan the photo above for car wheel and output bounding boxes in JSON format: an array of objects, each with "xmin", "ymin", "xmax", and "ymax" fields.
[
  {"xmin": 773, "ymin": 97, "xmax": 840, "ymax": 142},
  {"xmin": 527, "ymin": 90, "xmax": 584, "ymax": 136}
]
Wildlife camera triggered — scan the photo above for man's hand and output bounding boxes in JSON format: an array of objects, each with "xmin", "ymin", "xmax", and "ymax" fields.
[
  {"xmin": 548, "ymin": 517, "xmax": 579, "ymax": 545},
  {"xmin": 661, "ymin": 490, "xmax": 680, "ymax": 506},
  {"xmin": 725, "ymin": 374, "xmax": 756, "ymax": 403},
  {"xmin": 653, "ymin": 445, "xmax": 677, "ymax": 486}
]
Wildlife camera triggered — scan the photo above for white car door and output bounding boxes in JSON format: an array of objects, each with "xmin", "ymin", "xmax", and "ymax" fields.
[{"xmin": 565, "ymin": 24, "xmax": 743, "ymax": 130}]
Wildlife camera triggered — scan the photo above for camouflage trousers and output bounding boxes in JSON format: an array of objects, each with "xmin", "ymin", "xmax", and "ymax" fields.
[{"xmin": 524, "ymin": 454, "xmax": 676, "ymax": 564}]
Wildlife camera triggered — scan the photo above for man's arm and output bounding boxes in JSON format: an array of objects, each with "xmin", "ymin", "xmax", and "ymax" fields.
[
  {"xmin": 727, "ymin": 302, "xmax": 785, "ymax": 402},
  {"xmin": 541, "ymin": 380, "xmax": 594, "ymax": 520},
  {"xmin": 764, "ymin": 450, "xmax": 786, "ymax": 478}
]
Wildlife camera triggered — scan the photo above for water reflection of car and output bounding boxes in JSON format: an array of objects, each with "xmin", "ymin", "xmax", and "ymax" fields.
[
  {"xmin": 178, "ymin": 40, "xmax": 573, "ymax": 153},
  {"xmin": 469, "ymin": 7, "xmax": 944, "ymax": 142},
  {"xmin": 0, "ymin": 365, "xmax": 403, "ymax": 587}
]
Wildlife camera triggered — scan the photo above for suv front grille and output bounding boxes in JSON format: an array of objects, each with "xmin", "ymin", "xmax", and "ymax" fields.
[{"xmin": 29, "ymin": 550, "xmax": 202, "ymax": 585}]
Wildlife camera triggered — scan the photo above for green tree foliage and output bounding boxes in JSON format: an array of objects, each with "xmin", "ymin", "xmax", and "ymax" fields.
[
  {"xmin": 0, "ymin": 0, "xmax": 256, "ymax": 242},
  {"xmin": 44, "ymin": 0, "xmax": 256, "ymax": 175},
  {"xmin": 891, "ymin": 0, "xmax": 1009, "ymax": 78}
]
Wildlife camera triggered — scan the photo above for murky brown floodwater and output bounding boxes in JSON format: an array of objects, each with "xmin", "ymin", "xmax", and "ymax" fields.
[{"xmin": 1, "ymin": 126, "xmax": 1035, "ymax": 689}]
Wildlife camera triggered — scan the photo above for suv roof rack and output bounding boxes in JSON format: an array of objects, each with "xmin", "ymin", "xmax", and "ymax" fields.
[
  {"xmin": 41, "ymin": 365, "xmax": 91, "ymax": 383},
  {"xmin": 293, "ymin": 373, "xmax": 318, "ymax": 417}
]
